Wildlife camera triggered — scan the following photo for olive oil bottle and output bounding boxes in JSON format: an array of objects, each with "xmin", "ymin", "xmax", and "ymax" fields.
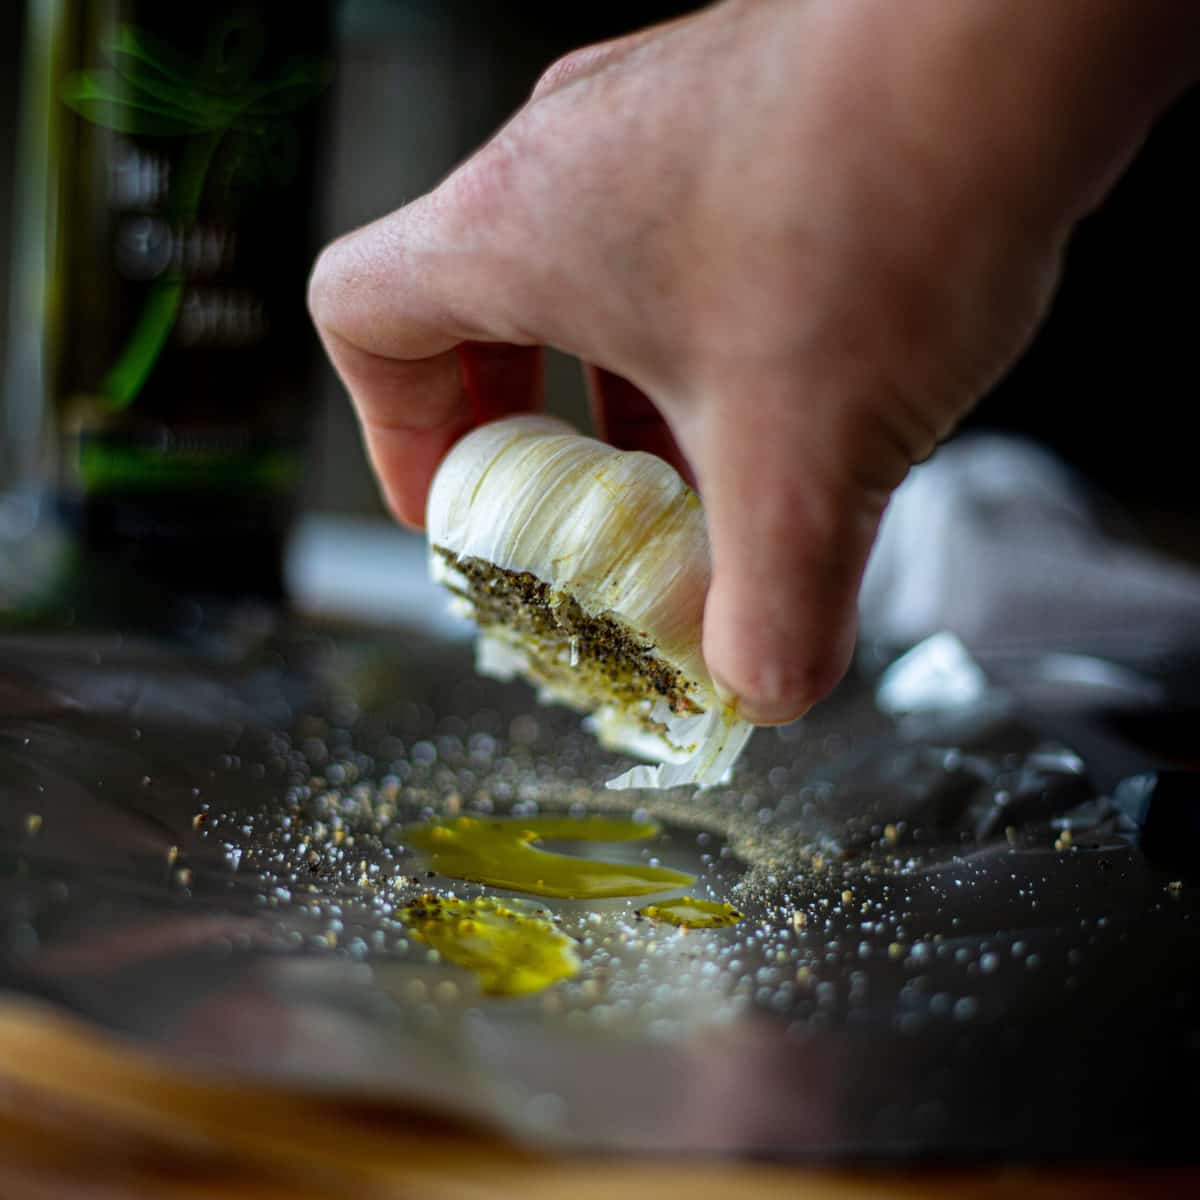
[{"xmin": 8, "ymin": 1, "xmax": 333, "ymax": 599}]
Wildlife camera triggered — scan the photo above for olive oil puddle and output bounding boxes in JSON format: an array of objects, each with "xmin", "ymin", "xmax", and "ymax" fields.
[
  {"xmin": 400, "ymin": 894, "xmax": 578, "ymax": 997},
  {"xmin": 401, "ymin": 814, "xmax": 694, "ymax": 900},
  {"xmin": 637, "ymin": 897, "xmax": 743, "ymax": 929},
  {"xmin": 398, "ymin": 814, "xmax": 744, "ymax": 997}
]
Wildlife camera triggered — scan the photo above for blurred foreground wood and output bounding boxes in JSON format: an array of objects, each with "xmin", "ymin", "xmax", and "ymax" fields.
[{"xmin": 0, "ymin": 1000, "xmax": 1194, "ymax": 1200}]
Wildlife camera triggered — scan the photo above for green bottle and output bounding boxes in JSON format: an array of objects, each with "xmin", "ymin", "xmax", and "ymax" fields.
[{"xmin": 9, "ymin": 0, "xmax": 333, "ymax": 600}]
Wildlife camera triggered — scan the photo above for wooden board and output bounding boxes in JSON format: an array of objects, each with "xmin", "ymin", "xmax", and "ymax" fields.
[{"xmin": 0, "ymin": 1001, "xmax": 1194, "ymax": 1199}]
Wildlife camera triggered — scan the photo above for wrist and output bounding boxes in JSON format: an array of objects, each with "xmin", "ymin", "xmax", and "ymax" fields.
[{"xmin": 889, "ymin": 0, "xmax": 1200, "ymax": 226}]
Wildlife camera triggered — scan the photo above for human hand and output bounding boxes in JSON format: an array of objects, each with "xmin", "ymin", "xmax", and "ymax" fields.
[{"xmin": 309, "ymin": 0, "xmax": 1197, "ymax": 723}]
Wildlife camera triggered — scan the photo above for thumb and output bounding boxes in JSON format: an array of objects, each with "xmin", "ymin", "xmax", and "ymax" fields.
[{"xmin": 693, "ymin": 378, "xmax": 893, "ymax": 724}]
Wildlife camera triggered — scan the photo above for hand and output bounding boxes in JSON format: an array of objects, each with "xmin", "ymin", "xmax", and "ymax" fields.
[{"xmin": 309, "ymin": 0, "xmax": 1197, "ymax": 723}]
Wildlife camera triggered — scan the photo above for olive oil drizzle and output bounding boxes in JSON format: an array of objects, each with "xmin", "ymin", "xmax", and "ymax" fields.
[
  {"xmin": 636, "ymin": 896, "xmax": 743, "ymax": 929},
  {"xmin": 400, "ymin": 894, "xmax": 579, "ymax": 997},
  {"xmin": 401, "ymin": 814, "xmax": 695, "ymax": 900}
]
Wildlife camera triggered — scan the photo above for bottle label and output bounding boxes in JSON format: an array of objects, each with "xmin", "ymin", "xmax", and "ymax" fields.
[
  {"xmin": 77, "ymin": 430, "xmax": 301, "ymax": 494},
  {"xmin": 51, "ymin": 3, "xmax": 330, "ymax": 507}
]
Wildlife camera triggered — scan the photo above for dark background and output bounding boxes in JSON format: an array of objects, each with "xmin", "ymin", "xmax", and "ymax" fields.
[
  {"xmin": 2, "ymin": 1, "xmax": 1196, "ymax": 525},
  {"xmin": 967, "ymin": 88, "xmax": 1199, "ymax": 515}
]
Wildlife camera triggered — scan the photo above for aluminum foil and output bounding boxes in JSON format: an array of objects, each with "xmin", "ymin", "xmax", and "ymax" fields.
[{"xmin": 3, "ymin": 609, "xmax": 1198, "ymax": 1156}]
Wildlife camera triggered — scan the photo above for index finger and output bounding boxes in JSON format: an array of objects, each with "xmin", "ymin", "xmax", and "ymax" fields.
[{"xmin": 307, "ymin": 186, "xmax": 547, "ymax": 526}]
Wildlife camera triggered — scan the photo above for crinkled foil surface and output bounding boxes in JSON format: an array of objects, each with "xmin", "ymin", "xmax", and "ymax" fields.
[{"xmin": 2, "ymin": 605, "xmax": 1199, "ymax": 1155}]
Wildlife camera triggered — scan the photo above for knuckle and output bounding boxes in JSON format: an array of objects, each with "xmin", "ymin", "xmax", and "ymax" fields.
[{"xmin": 531, "ymin": 45, "xmax": 608, "ymax": 100}]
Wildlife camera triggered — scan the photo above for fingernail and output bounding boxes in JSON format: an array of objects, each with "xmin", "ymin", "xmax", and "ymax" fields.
[{"xmin": 712, "ymin": 671, "xmax": 810, "ymax": 727}]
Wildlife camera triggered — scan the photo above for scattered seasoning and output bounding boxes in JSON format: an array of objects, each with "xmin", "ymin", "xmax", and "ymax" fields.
[
  {"xmin": 191, "ymin": 812, "xmax": 207, "ymax": 830},
  {"xmin": 435, "ymin": 547, "xmax": 701, "ymax": 732},
  {"xmin": 165, "ymin": 845, "xmax": 179, "ymax": 866},
  {"xmin": 24, "ymin": 813, "xmax": 43, "ymax": 835},
  {"xmin": 174, "ymin": 867, "xmax": 193, "ymax": 887},
  {"xmin": 1167, "ymin": 880, "xmax": 1183, "ymax": 897}
]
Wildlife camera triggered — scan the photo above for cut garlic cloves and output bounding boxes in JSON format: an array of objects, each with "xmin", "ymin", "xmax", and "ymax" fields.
[{"xmin": 426, "ymin": 415, "xmax": 754, "ymax": 789}]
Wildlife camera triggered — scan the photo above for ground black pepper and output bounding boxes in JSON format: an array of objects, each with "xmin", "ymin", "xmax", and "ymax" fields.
[{"xmin": 433, "ymin": 546, "xmax": 700, "ymax": 730}]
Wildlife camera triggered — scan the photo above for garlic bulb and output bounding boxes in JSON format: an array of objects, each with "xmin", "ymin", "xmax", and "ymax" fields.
[{"xmin": 427, "ymin": 415, "xmax": 754, "ymax": 789}]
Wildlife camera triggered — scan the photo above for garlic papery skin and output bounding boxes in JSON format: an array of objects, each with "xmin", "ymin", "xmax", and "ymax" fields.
[{"xmin": 426, "ymin": 415, "xmax": 754, "ymax": 789}]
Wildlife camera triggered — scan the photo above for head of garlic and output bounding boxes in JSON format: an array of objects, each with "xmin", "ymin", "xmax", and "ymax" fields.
[{"xmin": 426, "ymin": 415, "xmax": 754, "ymax": 790}]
